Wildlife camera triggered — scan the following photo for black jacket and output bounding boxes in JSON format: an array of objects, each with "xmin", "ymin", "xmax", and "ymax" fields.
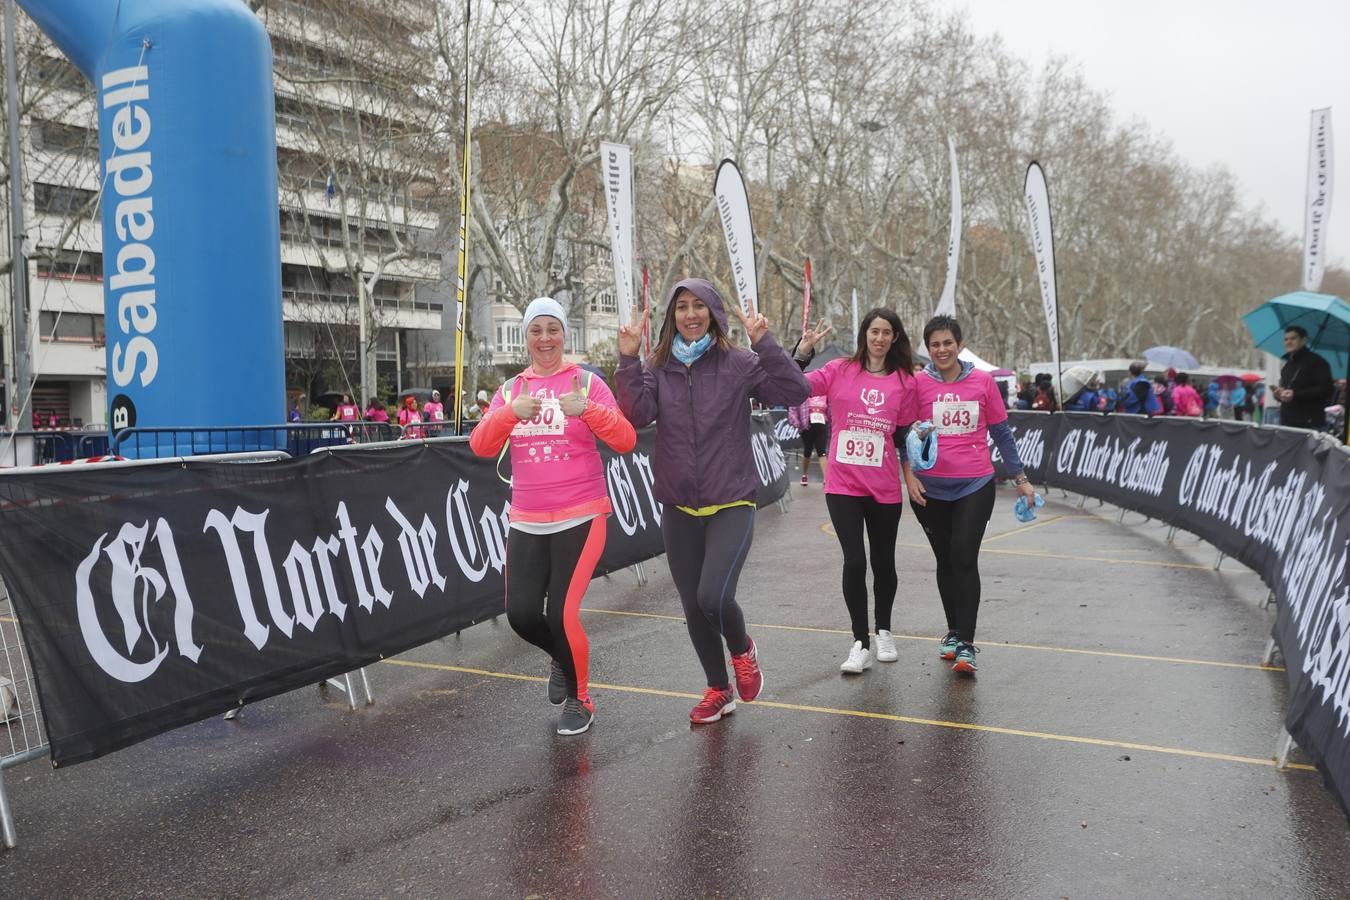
[{"xmin": 1279, "ymin": 346, "xmax": 1334, "ymax": 428}]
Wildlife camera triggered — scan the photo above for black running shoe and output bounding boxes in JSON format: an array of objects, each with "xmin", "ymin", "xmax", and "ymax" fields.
[
  {"xmin": 548, "ymin": 660, "xmax": 567, "ymax": 706},
  {"xmin": 557, "ymin": 697, "xmax": 594, "ymax": 735}
]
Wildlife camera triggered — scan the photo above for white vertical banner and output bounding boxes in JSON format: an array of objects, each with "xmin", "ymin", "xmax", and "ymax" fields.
[
  {"xmin": 935, "ymin": 135, "xmax": 961, "ymax": 317},
  {"xmin": 1303, "ymin": 108, "xmax": 1334, "ymax": 293},
  {"xmin": 714, "ymin": 159, "xmax": 759, "ymax": 318},
  {"xmin": 1023, "ymin": 161, "xmax": 1061, "ymax": 379},
  {"xmin": 851, "ymin": 288, "xmax": 859, "ymax": 338},
  {"xmin": 600, "ymin": 141, "xmax": 636, "ymax": 326}
]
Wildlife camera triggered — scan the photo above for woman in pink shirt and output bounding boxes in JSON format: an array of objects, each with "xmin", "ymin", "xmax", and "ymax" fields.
[
  {"xmin": 398, "ymin": 395, "xmax": 424, "ymax": 439},
  {"xmin": 902, "ymin": 315, "xmax": 1035, "ymax": 674},
  {"xmin": 421, "ymin": 390, "xmax": 447, "ymax": 435},
  {"xmin": 795, "ymin": 308, "xmax": 919, "ymax": 674},
  {"xmin": 329, "ymin": 394, "xmax": 360, "ymax": 423},
  {"xmin": 1170, "ymin": 372, "xmax": 1203, "ymax": 417},
  {"xmin": 470, "ymin": 297, "xmax": 636, "ymax": 735}
]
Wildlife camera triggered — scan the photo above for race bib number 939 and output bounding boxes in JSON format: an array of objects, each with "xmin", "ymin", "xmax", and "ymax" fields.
[{"xmin": 834, "ymin": 428, "xmax": 885, "ymax": 467}]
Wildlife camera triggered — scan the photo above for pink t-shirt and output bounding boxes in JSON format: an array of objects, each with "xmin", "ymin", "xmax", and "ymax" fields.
[
  {"xmin": 423, "ymin": 401, "xmax": 446, "ymax": 422},
  {"xmin": 336, "ymin": 403, "xmax": 359, "ymax": 421},
  {"xmin": 913, "ymin": 367, "xmax": 1007, "ymax": 479},
  {"xmin": 805, "ymin": 359, "xmax": 918, "ymax": 503},
  {"xmin": 486, "ymin": 367, "xmax": 620, "ymax": 517}
]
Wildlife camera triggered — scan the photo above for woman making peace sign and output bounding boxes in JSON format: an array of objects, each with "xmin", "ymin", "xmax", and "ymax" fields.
[
  {"xmin": 470, "ymin": 297, "xmax": 636, "ymax": 735},
  {"xmin": 795, "ymin": 308, "xmax": 920, "ymax": 675},
  {"xmin": 615, "ymin": 278, "xmax": 809, "ymax": 723}
]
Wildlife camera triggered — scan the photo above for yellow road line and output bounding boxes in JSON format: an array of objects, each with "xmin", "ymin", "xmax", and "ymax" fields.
[
  {"xmin": 0, "ymin": 616, "xmax": 14, "ymax": 624},
  {"xmin": 579, "ymin": 607, "xmax": 1284, "ymax": 672},
  {"xmin": 382, "ymin": 658, "xmax": 1315, "ymax": 772},
  {"xmin": 981, "ymin": 514, "xmax": 1092, "ymax": 543}
]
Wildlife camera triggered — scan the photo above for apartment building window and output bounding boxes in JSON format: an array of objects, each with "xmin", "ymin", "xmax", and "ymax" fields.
[
  {"xmin": 566, "ymin": 324, "xmax": 585, "ymax": 354},
  {"xmin": 589, "ymin": 290, "xmax": 616, "ymax": 314},
  {"xmin": 34, "ymin": 183, "xmax": 97, "ymax": 218},
  {"xmin": 32, "ymin": 119, "xmax": 97, "ymax": 156},
  {"xmin": 34, "ymin": 249, "xmax": 102, "ymax": 281},
  {"xmin": 496, "ymin": 322, "xmax": 522, "ymax": 354},
  {"xmin": 38, "ymin": 311, "xmax": 105, "ymax": 344}
]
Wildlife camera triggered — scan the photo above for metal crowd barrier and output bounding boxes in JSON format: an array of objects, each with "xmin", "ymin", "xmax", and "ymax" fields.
[
  {"xmin": 111, "ymin": 422, "xmax": 400, "ymax": 458},
  {"xmin": 0, "ymin": 584, "xmax": 46, "ymax": 850}
]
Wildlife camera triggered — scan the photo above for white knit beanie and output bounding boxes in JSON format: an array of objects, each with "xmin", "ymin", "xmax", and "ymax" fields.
[{"xmin": 521, "ymin": 296, "xmax": 568, "ymax": 335}]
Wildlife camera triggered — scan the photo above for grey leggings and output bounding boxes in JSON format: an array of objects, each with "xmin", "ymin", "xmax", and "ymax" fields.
[{"xmin": 662, "ymin": 504, "xmax": 755, "ymax": 689}]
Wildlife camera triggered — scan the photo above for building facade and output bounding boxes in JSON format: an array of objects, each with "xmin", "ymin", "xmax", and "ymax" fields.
[{"xmin": 0, "ymin": 0, "xmax": 448, "ymax": 430}]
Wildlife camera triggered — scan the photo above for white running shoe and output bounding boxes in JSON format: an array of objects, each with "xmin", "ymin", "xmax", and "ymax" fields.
[
  {"xmin": 874, "ymin": 630, "xmax": 898, "ymax": 662},
  {"xmin": 840, "ymin": 640, "xmax": 872, "ymax": 674}
]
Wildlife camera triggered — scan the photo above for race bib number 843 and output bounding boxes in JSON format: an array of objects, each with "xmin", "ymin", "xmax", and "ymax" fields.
[{"xmin": 933, "ymin": 400, "xmax": 979, "ymax": 436}]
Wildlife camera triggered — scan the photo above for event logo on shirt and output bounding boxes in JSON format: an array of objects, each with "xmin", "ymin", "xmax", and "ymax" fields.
[{"xmin": 860, "ymin": 387, "xmax": 886, "ymax": 415}]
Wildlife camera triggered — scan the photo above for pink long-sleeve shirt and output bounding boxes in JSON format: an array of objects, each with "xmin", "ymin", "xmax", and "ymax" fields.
[{"xmin": 469, "ymin": 363, "xmax": 637, "ymax": 523}]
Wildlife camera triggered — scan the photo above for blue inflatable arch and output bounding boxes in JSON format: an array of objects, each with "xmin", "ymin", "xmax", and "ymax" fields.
[{"xmin": 19, "ymin": 0, "xmax": 284, "ymax": 451}]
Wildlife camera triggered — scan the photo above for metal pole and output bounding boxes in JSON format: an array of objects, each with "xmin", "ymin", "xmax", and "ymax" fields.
[
  {"xmin": 357, "ymin": 281, "xmax": 369, "ymax": 410},
  {"xmin": 4, "ymin": 0, "xmax": 31, "ymax": 433}
]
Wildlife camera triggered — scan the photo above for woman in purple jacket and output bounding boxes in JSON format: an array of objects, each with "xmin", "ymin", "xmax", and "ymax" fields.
[{"xmin": 616, "ymin": 278, "xmax": 810, "ymax": 724}]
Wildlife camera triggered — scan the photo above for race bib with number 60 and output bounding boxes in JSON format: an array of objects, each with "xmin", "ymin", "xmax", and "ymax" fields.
[
  {"xmin": 809, "ymin": 412, "xmax": 827, "ymax": 425},
  {"xmin": 834, "ymin": 428, "xmax": 885, "ymax": 467},
  {"xmin": 933, "ymin": 400, "xmax": 979, "ymax": 436},
  {"xmin": 513, "ymin": 398, "xmax": 566, "ymax": 437}
]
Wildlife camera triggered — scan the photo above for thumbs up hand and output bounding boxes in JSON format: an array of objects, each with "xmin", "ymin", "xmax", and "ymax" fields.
[
  {"xmin": 510, "ymin": 379, "xmax": 542, "ymax": 420},
  {"xmin": 559, "ymin": 374, "xmax": 589, "ymax": 417}
]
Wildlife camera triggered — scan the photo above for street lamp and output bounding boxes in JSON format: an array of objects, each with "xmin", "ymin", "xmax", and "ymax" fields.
[{"xmin": 477, "ymin": 337, "xmax": 492, "ymax": 370}]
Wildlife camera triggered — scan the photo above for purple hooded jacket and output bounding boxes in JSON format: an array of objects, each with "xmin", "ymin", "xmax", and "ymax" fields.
[{"xmin": 615, "ymin": 278, "xmax": 810, "ymax": 508}]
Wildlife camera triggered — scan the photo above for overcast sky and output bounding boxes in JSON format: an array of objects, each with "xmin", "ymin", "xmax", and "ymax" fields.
[{"xmin": 936, "ymin": 0, "xmax": 1349, "ymax": 270}]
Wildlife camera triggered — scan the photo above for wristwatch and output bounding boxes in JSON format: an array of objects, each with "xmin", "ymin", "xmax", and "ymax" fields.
[{"xmin": 1013, "ymin": 474, "xmax": 1030, "ymax": 486}]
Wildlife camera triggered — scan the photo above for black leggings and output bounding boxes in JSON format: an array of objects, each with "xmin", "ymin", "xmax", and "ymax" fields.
[
  {"xmin": 505, "ymin": 518, "xmax": 607, "ymax": 701},
  {"xmin": 662, "ymin": 504, "xmax": 755, "ymax": 690},
  {"xmin": 910, "ymin": 480, "xmax": 996, "ymax": 643},
  {"xmin": 825, "ymin": 493, "xmax": 902, "ymax": 646}
]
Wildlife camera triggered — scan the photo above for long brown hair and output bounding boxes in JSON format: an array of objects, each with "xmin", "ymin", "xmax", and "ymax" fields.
[
  {"xmin": 650, "ymin": 289, "xmax": 734, "ymax": 367},
  {"xmin": 850, "ymin": 308, "xmax": 914, "ymax": 375}
]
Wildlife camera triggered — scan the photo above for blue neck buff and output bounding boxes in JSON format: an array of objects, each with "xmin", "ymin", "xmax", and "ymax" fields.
[{"xmin": 673, "ymin": 333, "xmax": 713, "ymax": 366}]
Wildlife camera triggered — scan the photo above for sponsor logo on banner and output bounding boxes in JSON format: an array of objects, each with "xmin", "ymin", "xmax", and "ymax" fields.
[
  {"xmin": 600, "ymin": 141, "xmax": 636, "ymax": 324},
  {"xmin": 1303, "ymin": 108, "xmax": 1334, "ymax": 293},
  {"xmin": 103, "ymin": 65, "xmax": 161, "ymax": 390},
  {"xmin": 935, "ymin": 135, "xmax": 961, "ymax": 318},
  {"xmin": 0, "ymin": 417, "xmax": 791, "ymax": 765},
  {"xmin": 1053, "ymin": 427, "xmax": 1169, "ymax": 496},
  {"xmin": 714, "ymin": 159, "xmax": 759, "ymax": 318},
  {"xmin": 1023, "ymin": 162, "xmax": 1060, "ymax": 376}
]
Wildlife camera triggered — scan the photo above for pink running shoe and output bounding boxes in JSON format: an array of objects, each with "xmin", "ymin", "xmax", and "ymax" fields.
[
  {"xmin": 690, "ymin": 687, "xmax": 736, "ymax": 723},
  {"xmin": 730, "ymin": 637, "xmax": 764, "ymax": 702}
]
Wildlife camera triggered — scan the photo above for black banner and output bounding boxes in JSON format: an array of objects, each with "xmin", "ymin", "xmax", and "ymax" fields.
[
  {"xmin": 769, "ymin": 408, "xmax": 803, "ymax": 453},
  {"xmin": 995, "ymin": 411, "xmax": 1350, "ymax": 818},
  {"xmin": 0, "ymin": 416, "xmax": 789, "ymax": 765}
]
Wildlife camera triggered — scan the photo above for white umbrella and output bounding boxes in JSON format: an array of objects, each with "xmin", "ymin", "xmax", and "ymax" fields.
[{"xmin": 1061, "ymin": 365, "xmax": 1096, "ymax": 400}]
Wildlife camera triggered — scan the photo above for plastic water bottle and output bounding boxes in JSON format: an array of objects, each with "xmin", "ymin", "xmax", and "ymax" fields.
[
  {"xmin": 1013, "ymin": 492, "xmax": 1045, "ymax": 522},
  {"xmin": 907, "ymin": 421, "xmax": 938, "ymax": 471}
]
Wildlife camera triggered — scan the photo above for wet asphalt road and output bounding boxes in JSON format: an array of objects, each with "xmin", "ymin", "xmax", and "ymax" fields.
[{"xmin": 2, "ymin": 481, "xmax": 1349, "ymax": 899}]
